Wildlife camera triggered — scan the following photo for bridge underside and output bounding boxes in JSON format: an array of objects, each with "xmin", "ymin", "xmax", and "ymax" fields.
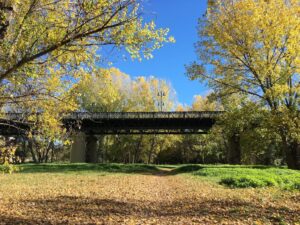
[
  {"xmin": 67, "ymin": 117, "xmax": 215, "ymax": 162},
  {"xmin": 65, "ymin": 117, "xmax": 214, "ymax": 135}
]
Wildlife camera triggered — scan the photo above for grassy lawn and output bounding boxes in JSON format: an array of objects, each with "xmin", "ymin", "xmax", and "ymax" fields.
[
  {"xmin": 0, "ymin": 164, "xmax": 299, "ymax": 224},
  {"xmin": 172, "ymin": 164, "xmax": 300, "ymax": 190}
]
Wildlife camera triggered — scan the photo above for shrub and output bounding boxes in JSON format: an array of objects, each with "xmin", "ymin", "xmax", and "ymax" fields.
[
  {"xmin": 0, "ymin": 137, "xmax": 17, "ymax": 164},
  {"xmin": 0, "ymin": 161, "xmax": 17, "ymax": 174},
  {"xmin": 220, "ymin": 176, "xmax": 277, "ymax": 188}
]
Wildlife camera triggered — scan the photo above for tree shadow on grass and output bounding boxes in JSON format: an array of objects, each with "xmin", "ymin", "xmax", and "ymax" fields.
[
  {"xmin": 17, "ymin": 163, "xmax": 162, "ymax": 175},
  {"xmin": 169, "ymin": 164, "xmax": 204, "ymax": 175},
  {"xmin": 1, "ymin": 195, "xmax": 299, "ymax": 224}
]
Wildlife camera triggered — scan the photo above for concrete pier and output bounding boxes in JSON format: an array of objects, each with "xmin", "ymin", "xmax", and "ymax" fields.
[{"xmin": 70, "ymin": 132, "xmax": 86, "ymax": 163}]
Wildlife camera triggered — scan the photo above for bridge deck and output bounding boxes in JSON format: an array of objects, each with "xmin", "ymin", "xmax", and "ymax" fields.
[{"xmin": 0, "ymin": 111, "xmax": 223, "ymax": 135}]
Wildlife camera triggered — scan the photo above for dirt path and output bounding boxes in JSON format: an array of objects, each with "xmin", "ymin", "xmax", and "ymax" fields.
[{"xmin": 0, "ymin": 171, "xmax": 299, "ymax": 224}]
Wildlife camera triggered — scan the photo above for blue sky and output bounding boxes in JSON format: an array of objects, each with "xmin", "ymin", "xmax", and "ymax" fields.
[{"xmin": 107, "ymin": 0, "xmax": 208, "ymax": 106}]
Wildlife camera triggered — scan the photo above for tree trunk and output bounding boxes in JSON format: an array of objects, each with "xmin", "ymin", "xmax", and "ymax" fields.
[
  {"xmin": 263, "ymin": 141, "xmax": 276, "ymax": 165},
  {"xmin": 147, "ymin": 136, "xmax": 156, "ymax": 164},
  {"xmin": 227, "ymin": 134, "xmax": 241, "ymax": 164},
  {"xmin": 134, "ymin": 135, "xmax": 143, "ymax": 163},
  {"xmin": 97, "ymin": 136, "xmax": 105, "ymax": 163},
  {"xmin": 282, "ymin": 137, "xmax": 300, "ymax": 170},
  {"xmin": 28, "ymin": 139, "xmax": 37, "ymax": 163},
  {"xmin": 44, "ymin": 141, "xmax": 53, "ymax": 163}
]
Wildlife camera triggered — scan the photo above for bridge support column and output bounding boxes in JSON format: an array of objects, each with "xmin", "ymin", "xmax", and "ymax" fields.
[
  {"xmin": 86, "ymin": 135, "xmax": 98, "ymax": 163},
  {"xmin": 70, "ymin": 132, "xmax": 86, "ymax": 163}
]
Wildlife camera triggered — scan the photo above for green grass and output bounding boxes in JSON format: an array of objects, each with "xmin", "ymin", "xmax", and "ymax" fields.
[
  {"xmin": 9, "ymin": 163, "xmax": 159, "ymax": 174},
  {"xmin": 1, "ymin": 163, "xmax": 300, "ymax": 190},
  {"xmin": 183, "ymin": 165, "xmax": 300, "ymax": 190}
]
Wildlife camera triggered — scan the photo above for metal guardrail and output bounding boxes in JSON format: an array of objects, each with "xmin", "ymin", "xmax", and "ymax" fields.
[
  {"xmin": 65, "ymin": 111, "xmax": 224, "ymax": 120},
  {"xmin": 0, "ymin": 111, "xmax": 224, "ymax": 121}
]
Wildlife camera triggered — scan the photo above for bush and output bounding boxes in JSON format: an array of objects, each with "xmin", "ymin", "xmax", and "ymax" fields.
[
  {"xmin": 220, "ymin": 176, "xmax": 277, "ymax": 188},
  {"xmin": 0, "ymin": 137, "xmax": 17, "ymax": 165},
  {"xmin": 0, "ymin": 161, "xmax": 17, "ymax": 174}
]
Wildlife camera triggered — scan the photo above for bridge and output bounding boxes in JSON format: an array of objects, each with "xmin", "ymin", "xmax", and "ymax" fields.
[{"xmin": 0, "ymin": 111, "xmax": 223, "ymax": 162}]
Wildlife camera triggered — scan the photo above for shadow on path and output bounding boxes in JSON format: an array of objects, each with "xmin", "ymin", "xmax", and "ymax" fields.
[{"xmin": 1, "ymin": 195, "xmax": 298, "ymax": 224}]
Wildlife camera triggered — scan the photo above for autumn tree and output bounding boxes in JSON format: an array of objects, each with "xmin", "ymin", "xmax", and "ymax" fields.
[
  {"xmin": 77, "ymin": 67, "xmax": 131, "ymax": 112},
  {"xmin": 187, "ymin": 0, "xmax": 300, "ymax": 169},
  {"xmin": 76, "ymin": 68, "xmax": 177, "ymax": 163},
  {"xmin": 155, "ymin": 95, "xmax": 224, "ymax": 164},
  {"xmin": 0, "ymin": 0, "xmax": 173, "ymax": 163},
  {"xmin": 0, "ymin": 0, "xmax": 173, "ymax": 120},
  {"xmin": 0, "ymin": 0, "xmax": 173, "ymax": 77},
  {"xmin": 178, "ymin": 95, "xmax": 223, "ymax": 164},
  {"xmin": 6, "ymin": 72, "xmax": 77, "ymax": 162}
]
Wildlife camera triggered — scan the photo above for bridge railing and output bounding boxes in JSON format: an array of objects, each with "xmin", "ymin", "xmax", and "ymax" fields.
[
  {"xmin": 65, "ymin": 111, "xmax": 224, "ymax": 120},
  {"xmin": 0, "ymin": 111, "xmax": 224, "ymax": 121}
]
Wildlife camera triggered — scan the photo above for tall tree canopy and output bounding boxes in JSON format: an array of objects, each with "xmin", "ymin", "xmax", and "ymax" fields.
[
  {"xmin": 0, "ymin": 0, "xmax": 173, "ymax": 111},
  {"xmin": 187, "ymin": 0, "xmax": 300, "ymax": 169}
]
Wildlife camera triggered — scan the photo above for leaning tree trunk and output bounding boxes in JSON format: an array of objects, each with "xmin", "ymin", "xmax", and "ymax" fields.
[{"xmin": 227, "ymin": 134, "xmax": 241, "ymax": 164}]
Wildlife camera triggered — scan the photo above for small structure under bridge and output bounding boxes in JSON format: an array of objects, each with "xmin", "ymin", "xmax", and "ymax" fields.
[{"xmin": 0, "ymin": 111, "xmax": 223, "ymax": 163}]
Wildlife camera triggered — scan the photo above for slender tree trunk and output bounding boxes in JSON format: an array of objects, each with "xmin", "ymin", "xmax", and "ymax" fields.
[
  {"xmin": 50, "ymin": 144, "xmax": 54, "ymax": 163},
  {"xmin": 28, "ymin": 139, "xmax": 37, "ymax": 163},
  {"xmin": 44, "ymin": 141, "xmax": 52, "ymax": 163},
  {"xmin": 21, "ymin": 140, "xmax": 26, "ymax": 163},
  {"xmin": 134, "ymin": 135, "xmax": 143, "ymax": 163},
  {"xmin": 147, "ymin": 136, "xmax": 154, "ymax": 164},
  {"xmin": 227, "ymin": 134, "xmax": 241, "ymax": 164},
  {"xmin": 97, "ymin": 136, "xmax": 104, "ymax": 163}
]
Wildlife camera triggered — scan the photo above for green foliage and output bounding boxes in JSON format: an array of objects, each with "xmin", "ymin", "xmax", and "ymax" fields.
[
  {"xmin": 193, "ymin": 166, "xmax": 300, "ymax": 190},
  {"xmin": 220, "ymin": 176, "xmax": 276, "ymax": 188},
  {"xmin": 0, "ymin": 161, "xmax": 17, "ymax": 174}
]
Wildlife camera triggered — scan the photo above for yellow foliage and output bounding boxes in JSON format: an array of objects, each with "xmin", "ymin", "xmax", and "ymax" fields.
[
  {"xmin": 77, "ymin": 67, "xmax": 176, "ymax": 112},
  {"xmin": 197, "ymin": 0, "xmax": 300, "ymax": 110}
]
